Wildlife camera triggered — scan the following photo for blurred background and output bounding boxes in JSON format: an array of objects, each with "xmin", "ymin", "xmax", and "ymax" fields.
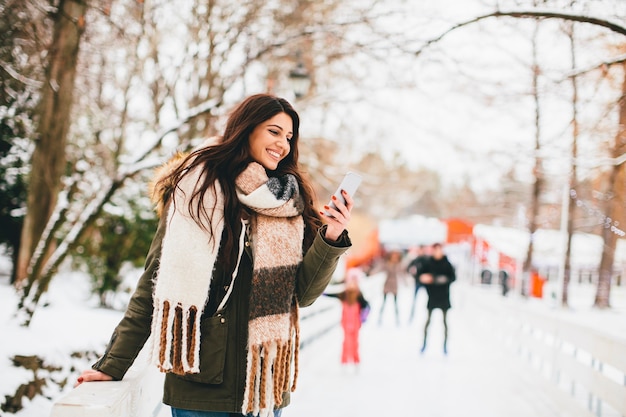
[{"xmin": 1, "ymin": 0, "xmax": 625, "ymax": 416}]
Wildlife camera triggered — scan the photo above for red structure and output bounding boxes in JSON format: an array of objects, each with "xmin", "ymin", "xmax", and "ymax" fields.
[
  {"xmin": 530, "ymin": 270, "xmax": 546, "ymax": 298},
  {"xmin": 443, "ymin": 218, "xmax": 474, "ymax": 244}
]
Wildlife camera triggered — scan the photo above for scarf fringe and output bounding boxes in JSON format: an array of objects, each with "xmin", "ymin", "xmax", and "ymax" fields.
[
  {"xmin": 150, "ymin": 299, "xmax": 201, "ymax": 374},
  {"xmin": 242, "ymin": 319, "xmax": 300, "ymax": 417},
  {"xmin": 290, "ymin": 304, "xmax": 300, "ymax": 392}
]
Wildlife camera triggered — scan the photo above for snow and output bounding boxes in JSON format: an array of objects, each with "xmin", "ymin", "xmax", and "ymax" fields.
[
  {"xmin": 0, "ymin": 271, "xmax": 125, "ymax": 417},
  {"xmin": 1, "ymin": 261, "xmax": 625, "ymax": 417},
  {"xmin": 289, "ymin": 274, "xmax": 626, "ymax": 417}
]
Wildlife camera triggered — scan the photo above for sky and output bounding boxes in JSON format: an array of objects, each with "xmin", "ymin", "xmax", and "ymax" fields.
[
  {"xmin": 1, "ymin": 249, "xmax": 625, "ymax": 417},
  {"xmin": 303, "ymin": 0, "xmax": 626, "ymax": 192}
]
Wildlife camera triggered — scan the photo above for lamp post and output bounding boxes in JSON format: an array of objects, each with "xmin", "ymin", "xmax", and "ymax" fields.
[{"xmin": 288, "ymin": 60, "xmax": 311, "ymax": 99}]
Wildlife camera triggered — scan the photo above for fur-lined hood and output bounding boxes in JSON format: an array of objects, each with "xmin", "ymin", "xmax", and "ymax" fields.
[
  {"xmin": 148, "ymin": 138, "xmax": 219, "ymax": 217},
  {"xmin": 148, "ymin": 151, "xmax": 188, "ymax": 218}
]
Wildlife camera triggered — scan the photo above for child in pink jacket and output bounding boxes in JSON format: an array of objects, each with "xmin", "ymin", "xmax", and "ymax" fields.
[{"xmin": 326, "ymin": 268, "xmax": 370, "ymax": 365}]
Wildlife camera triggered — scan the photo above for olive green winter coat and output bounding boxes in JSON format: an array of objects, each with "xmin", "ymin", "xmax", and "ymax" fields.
[{"xmin": 92, "ymin": 207, "xmax": 350, "ymax": 413}]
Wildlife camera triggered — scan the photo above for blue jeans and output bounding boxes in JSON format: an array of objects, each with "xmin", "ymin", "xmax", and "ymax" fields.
[{"xmin": 171, "ymin": 408, "xmax": 283, "ymax": 417}]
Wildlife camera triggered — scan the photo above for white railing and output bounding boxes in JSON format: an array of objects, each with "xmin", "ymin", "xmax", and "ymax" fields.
[
  {"xmin": 472, "ymin": 290, "xmax": 626, "ymax": 417},
  {"xmin": 50, "ymin": 300, "xmax": 341, "ymax": 417},
  {"xmin": 298, "ymin": 296, "xmax": 341, "ymax": 349},
  {"xmin": 50, "ymin": 347, "xmax": 165, "ymax": 417}
]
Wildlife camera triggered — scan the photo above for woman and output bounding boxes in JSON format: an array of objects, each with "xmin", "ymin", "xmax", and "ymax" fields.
[
  {"xmin": 76, "ymin": 94, "xmax": 354, "ymax": 417},
  {"xmin": 377, "ymin": 250, "xmax": 404, "ymax": 325}
]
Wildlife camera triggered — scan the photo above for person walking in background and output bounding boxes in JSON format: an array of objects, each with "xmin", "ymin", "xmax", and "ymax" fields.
[
  {"xmin": 407, "ymin": 245, "xmax": 431, "ymax": 323},
  {"xmin": 325, "ymin": 268, "xmax": 370, "ymax": 368},
  {"xmin": 419, "ymin": 243, "xmax": 456, "ymax": 355},
  {"xmin": 377, "ymin": 250, "xmax": 405, "ymax": 326},
  {"xmin": 499, "ymin": 269, "xmax": 510, "ymax": 297},
  {"xmin": 75, "ymin": 94, "xmax": 355, "ymax": 417}
]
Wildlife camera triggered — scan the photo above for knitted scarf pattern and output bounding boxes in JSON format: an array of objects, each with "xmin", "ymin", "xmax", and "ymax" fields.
[
  {"xmin": 150, "ymin": 163, "xmax": 225, "ymax": 376},
  {"xmin": 150, "ymin": 161, "xmax": 304, "ymax": 417},
  {"xmin": 236, "ymin": 163, "xmax": 304, "ymax": 417}
]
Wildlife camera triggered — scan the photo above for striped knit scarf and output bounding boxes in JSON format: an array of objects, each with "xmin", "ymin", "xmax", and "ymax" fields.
[
  {"xmin": 236, "ymin": 162, "xmax": 304, "ymax": 417},
  {"xmin": 151, "ymin": 161, "xmax": 304, "ymax": 417}
]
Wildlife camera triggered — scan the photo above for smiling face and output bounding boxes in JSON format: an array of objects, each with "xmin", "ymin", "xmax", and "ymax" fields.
[{"xmin": 248, "ymin": 112, "xmax": 293, "ymax": 171}]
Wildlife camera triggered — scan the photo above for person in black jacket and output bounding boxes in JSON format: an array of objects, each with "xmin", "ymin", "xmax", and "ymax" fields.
[
  {"xmin": 419, "ymin": 243, "xmax": 456, "ymax": 355},
  {"xmin": 407, "ymin": 245, "xmax": 430, "ymax": 323}
]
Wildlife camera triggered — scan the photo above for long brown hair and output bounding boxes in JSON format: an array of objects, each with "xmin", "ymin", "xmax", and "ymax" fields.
[{"xmin": 160, "ymin": 94, "xmax": 322, "ymax": 272}]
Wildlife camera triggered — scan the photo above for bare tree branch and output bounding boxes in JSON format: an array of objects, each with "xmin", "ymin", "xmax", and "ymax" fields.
[
  {"xmin": 0, "ymin": 59, "xmax": 44, "ymax": 88},
  {"xmin": 130, "ymin": 97, "xmax": 223, "ymax": 165},
  {"xmin": 415, "ymin": 9, "xmax": 626, "ymax": 57},
  {"xmin": 562, "ymin": 52, "xmax": 626, "ymax": 79}
]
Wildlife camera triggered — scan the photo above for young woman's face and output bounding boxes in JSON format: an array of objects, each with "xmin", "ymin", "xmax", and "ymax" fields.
[{"xmin": 248, "ymin": 112, "xmax": 293, "ymax": 171}]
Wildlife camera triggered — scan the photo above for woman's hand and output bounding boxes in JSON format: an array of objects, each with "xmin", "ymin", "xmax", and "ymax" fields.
[
  {"xmin": 74, "ymin": 369, "xmax": 113, "ymax": 387},
  {"xmin": 321, "ymin": 190, "xmax": 354, "ymax": 241}
]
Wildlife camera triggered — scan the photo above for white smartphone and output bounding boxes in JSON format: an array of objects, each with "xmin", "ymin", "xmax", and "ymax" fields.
[{"xmin": 324, "ymin": 171, "xmax": 362, "ymax": 217}]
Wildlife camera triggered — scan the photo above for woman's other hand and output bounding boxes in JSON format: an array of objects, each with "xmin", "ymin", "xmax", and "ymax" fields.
[
  {"xmin": 321, "ymin": 190, "xmax": 354, "ymax": 241},
  {"xmin": 74, "ymin": 369, "xmax": 113, "ymax": 387}
]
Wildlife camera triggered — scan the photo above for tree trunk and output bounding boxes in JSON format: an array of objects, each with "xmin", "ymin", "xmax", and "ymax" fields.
[
  {"xmin": 562, "ymin": 19, "xmax": 579, "ymax": 307},
  {"xmin": 594, "ymin": 63, "xmax": 626, "ymax": 308},
  {"xmin": 15, "ymin": 0, "xmax": 86, "ymax": 284},
  {"xmin": 522, "ymin": 22, "xmax": 543, "ymax": 296}
]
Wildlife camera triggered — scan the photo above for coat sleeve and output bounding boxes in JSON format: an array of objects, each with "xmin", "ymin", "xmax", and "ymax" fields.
[
  {"xmin": 91, "ymin": 213, "xmax": 166, "ymax": 380},
  {"xmin": 295, "ymin": 225, "xmax": 351, "ymax": 307},
  {"xmin": 447, "ymin": 262, "xmax": 457, "ymax": 284},
  {"xmin": 323, "ymin": 292, "xmax": 342, "ymax": 300}
]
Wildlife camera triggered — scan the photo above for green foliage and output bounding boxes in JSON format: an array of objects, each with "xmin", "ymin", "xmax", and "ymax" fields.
[
  {"xmin": 0, "ymin": 104, "xmax": 34, "ymax": 284},
  {"xmin": 0, "ymin": 0, "xmax": 45, "ymax": 283},
  {"xmin": 73, "ymin": 199, "xmax": 158, "ymax": 308}
]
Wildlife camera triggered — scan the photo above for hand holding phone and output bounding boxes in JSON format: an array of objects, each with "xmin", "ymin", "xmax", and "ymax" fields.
[{"xmin": 324, "ymin": 172, "xmax": 362, "ymax": 217}]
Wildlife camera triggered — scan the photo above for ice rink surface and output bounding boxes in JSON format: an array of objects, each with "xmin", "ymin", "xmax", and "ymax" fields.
[{"xmin": 286, "ymin": 274, "xmax": 624, "ymax": 417}]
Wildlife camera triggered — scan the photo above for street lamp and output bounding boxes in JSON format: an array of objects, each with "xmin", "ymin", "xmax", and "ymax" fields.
[{"xmin": 288, "ymin": 61, "xmax": 311, "ymax": 99}]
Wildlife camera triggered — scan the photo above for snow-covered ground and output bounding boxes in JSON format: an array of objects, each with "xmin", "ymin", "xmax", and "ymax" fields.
[
  {"xmin": 288, "ymin": 273, "xmax": 626, "ymax": 417},
  {"xmin": 0, "ymin": 268, "xmax": 139, "ymax": 417},
  {"xmin": 1, "ymin": 262, "xmax": 624, "ymax": 417}
]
